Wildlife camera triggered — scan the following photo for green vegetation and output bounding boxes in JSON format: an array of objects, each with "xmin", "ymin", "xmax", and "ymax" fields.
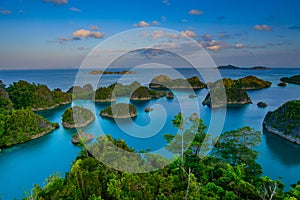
[
  {"xmin": 67, "ymin": 84, "xmax": 94, "ymax": 100},
  {"xmin": 263, "ymin": 100, "xmax": 300, "ymax": 140},
  {"xmin": 149, "ymin": 75, "xmax": 206, "ymax": 89},
  {"xmin": 26, "ymin": 114, "xmax": 300, "ymax": 200},
  {"xmin": 62, "ymin": 106, "xmax": 95, "ymax": 128},
  {"xmin": 217, "ymin": 65, "xmax": 270, "ymax": 70},
  {"xmin": 100, "ymin": 103, "xmax": 137, "ymax": 118},
  {"xmin": 0, "ymin": 88, "xmax": 13, "ymax": 111},
  {"xmin": 94, "ymin": 82, "xmax": 166, "ymax": 102},
  {"xmin": 208, "ymin": 76, "xmax": 272, "ymax": 90},
  {"xmin": 130, "ymin": 86, "xmax": 151, "ymax": 100},
  {"xmin": 202, "ymin": 88, "xmax": 252, "ymax": 108},
  {"xmin": 281, "ymin": 75, "xmax": 300, "ymax": 85},
  {"xmin": 6, "ymin": 80, "xmax": 71, "ymax": 110},
  {"xmin": 0, "ymin": 109, "xmax": 59, "ymax": 147}
]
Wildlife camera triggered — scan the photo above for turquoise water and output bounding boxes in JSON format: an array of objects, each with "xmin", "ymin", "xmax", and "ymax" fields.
[{"xmin": 0, "ymin": 68, "xmax": 300, "ymax": 199}]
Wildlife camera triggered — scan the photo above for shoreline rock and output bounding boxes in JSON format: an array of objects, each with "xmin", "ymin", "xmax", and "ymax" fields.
[{"xmin": 71, "ymin": 132, "xmax": 95, "ymax": 145}]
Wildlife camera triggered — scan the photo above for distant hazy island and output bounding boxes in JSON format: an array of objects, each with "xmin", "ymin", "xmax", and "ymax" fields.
[
  {"xmin": 62, "ymin": 106, "xmax": 95, "ymax": 128},
  {"xmin": 217, "ymin": 65, "xmax": 271, "ymax": 70},
  {"xmin": 263, "ymin": 100, "xmax": 300, "ymax": 144},
  {"xmin": 280, "ymin": 75, "xmax": 300, "ymax": 85},
  {"xmin": 100, "ymin": 103, "xmax": 137, "ymax": 119},
  {"xmin": 90, "ymin": 70, "xmax": 136, "ymax": 75}
]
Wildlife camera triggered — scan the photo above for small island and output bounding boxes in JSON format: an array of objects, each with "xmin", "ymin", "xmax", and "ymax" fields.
[
  {"xmin": 207, "ymin": 76, "xmax": 272, "ymax": 90},
  {"xmin": 278, "ymin": 82, "xmax": 287, "ymax": 87},
  {"xmin": 94, "ymin": 87, "xmax": 116, "ymax": 102},
  {"xmin": 217, "ymin": 65, "xmax": 271, "ymax": 70},
  {"xmin": 257, "ymin": 102, "xmax": 268, "ymax": 108},
  {"xmin": 71, "ymin": 131, "xmax": 95, "ymax": 145},
  {"xmin": 202, "ymin": 88, "xmax": 252, "ymax": 108},
  {"xmin": 263, "ymin": 100, "xmax": 300, "ymax": 144},
  {"xmin": 280, "ymin": 75, "xmax": 300, "ymax": 85},
  {"xmin": 166, "ymin": 91, "xmax": 175, "ymax": 99},
  {"xmin": 62, "ymin": 106, "xmax": 95, "ymax": 128},
  {"xmin": 100, "ymin": 103, "xmax": 137, "ymax": 119},
  {"xmin": 90, "ymin": 70, "xmax": 136, "ymax": 75},
  {"xmin": 149, "ymin": 75, "xmax": 206, "ymax": 89},
  {"xmin": 130, "ymin": 86, "xmax": 151, "ymax": 101},
  {"xmin": 0, "ymin": 109, "xmax": 59, "ymax": 148},
  {"xmin": 67, "ymin": 84, "xmax": 94, "ymax": 100},
  {"xmin": 6, "ymin": 80, "xmax": 71, "ymax": 111}
]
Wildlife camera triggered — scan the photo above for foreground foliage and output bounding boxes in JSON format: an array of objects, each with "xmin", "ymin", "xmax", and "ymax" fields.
[{"xmin": 26, "ymin": 114, "xmax": 299, "ymax": 200}]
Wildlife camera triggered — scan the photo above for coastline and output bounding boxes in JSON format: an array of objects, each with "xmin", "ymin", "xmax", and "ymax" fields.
[
  {"xmin": 32, "ymin": 101, "xmax": 72, "ymax": 111},
  {"xmin": 100, "ymin": 112, "xmax": 137, "ymax": 119},
  {"xmin": 263, "ymin": 124, "xmax": 300, "ymax": 145},
  {"xmin": 0, "ymin": 126, "xmax": 58, "ymax": 150},
  {"xmin": 62, "ymin": 115, "xmax": 95, "ymax": 129}
]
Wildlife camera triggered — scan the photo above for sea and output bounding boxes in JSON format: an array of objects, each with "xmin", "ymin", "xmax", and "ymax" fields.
[{"xmin": 0, "ymin": 67, "xmax": 300, "ymax": 199}]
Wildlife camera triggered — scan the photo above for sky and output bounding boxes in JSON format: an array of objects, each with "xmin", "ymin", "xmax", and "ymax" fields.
[{"xmin": 0, "ymin": 0, "xmax": 300, "ymax": 69}]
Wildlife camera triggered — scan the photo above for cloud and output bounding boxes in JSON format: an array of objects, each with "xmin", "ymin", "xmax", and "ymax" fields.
[
  {"xmin": 201, "ymin": 34, "xmax": 212, "ymax": 41},
  {"xmin": 89, "ymin": 25, "xmax": 99, "ymax": 31},
  {"xmin": 188, "ymin": 9, "xmax": 203, "ymax": 15},
  {"xmin": 161, "ymin": 16, "xmax": 167, "ymax": 22},
  {"xmin": 217, "ymin": 33, "xmax": 231, "ymax": 39},
  {"xmin": 253, "ymin": 24, "xmax": 272, "ymax": 31},
  {"xmin": 235, "ymin": 43, "xmax": 245, "ymax": 48},
  {"xmin": 288, "ymin": 26, "xmax": 300, "ymax": 30},
  {"xmin": 152, "ymin": 21, "xmax": 160, "ymax": 26},
  {"xmin": 43, "ymin": 0, "xmax": 68, "ymax": 5},
  {"xmin": 181, "ymin": 19, "xmax": 188, "ymax": 23},
  {"xmin": 72, "ymin": 29, "xmax": 105, "ymax": 38},
  {"xmin": 150, "ymin": 30, "xmax": 179, "ymax": 39},
  {"xmin": 70, "ymin": 7, "xmax": 81, "ymax": 12},
  {"xmin": 162, "ymin": 0, "xmax": 170, "ymax": 6},
  {"xmin": 0, "ymin": 9, "xmax": 12, "ymax": 15},
  {"xmin": 181, "ymin": 30, "xmax": 196, "ymax": 38},
  {"xmin": 138, "ymin": 21, "xmax": 150, "ymax": 27},
  {"xmin": 199, "ymin": 40, "xmax": 232, "ymax": 51}
]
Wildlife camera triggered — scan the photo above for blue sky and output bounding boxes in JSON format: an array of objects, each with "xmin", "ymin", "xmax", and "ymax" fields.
[{"xmin": 0, "ymin": 0, "xmax": 300, "ymax": 69}]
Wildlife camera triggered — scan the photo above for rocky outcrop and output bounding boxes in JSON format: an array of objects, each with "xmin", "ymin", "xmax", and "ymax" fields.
[
  {"xmin": 202, "ymin": 88, "xmax": 252, "ymax": 108},
  {"xmin": 62, "ymin": 106, "xmax": 95, "ymax": 128},
  {"xmin": 257, "ymin": 102, "xmax": 268, "ymax": 108},
  {"xmin": 100, "ymin": 103, "xmax": 137, "ymax": 119},
  {"xmin": 71, "ymin": 132, "xmax": 95, "ymax": 145},
  {"xmin": 263, "ymin": 100, "xmax": 300, "ymax": 144}
]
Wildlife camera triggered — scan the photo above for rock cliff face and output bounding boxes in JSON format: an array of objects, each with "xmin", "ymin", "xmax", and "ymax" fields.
[
  {"xmin": 263, "ymin": 100, "xmax": 300, "ymax": 144},
  {"xmin": 202, "ymin": 88, "xmax": 252, "ymax": 108},
  {"xmin": 100, "ymin": 103, "xmax": 137, "ymax": 119}
]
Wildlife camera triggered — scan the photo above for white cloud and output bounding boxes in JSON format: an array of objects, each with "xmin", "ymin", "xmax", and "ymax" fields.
[
  {"xmin": 188, "ymin": 9, "xmax": 203, "ymax": 15},
  {"xmin": 181, "ymin": 30, "xmax": 196, "ymax": 38},
  {"xmin": 89, "ymin": 25, "xmax": 99, "ymax": 31},
  {"xmin": 43, "ymin": 0, "xmax": 68, "ymax": 5},
  {"xmin": 138, "ymin": 21, "xmax": 150, "ymax": 27},
  {"xmin": 235, "ymin": 43, "xmax": 245, "ymax": 48},
  {"xmin": 152, "ymin": 21, "xmax": 160, "ymax": 26},
  {"xmin": 0, "ymin": 9, "xmax": 12, "ymax": 15},
  {"xmin": 70, "ymin": 7, "xmax": 81, "ymax": 12},
  {"xmin": 151, "ymin": 30, "xmax": 179, "ymax": 39},
  {"xmin": 199, "ymin": 40, "xmax": 231, "ymax": 51},
  {"xmin": 162, "ymin": 0, "xmax": 170, "ymax": 6},
  {"xmin": 253, "ymin": 24, "xmax": 272, "ymax": 31},
  {"xmin": 72, "ymin": 29, "xmax": 105, "ymax": 39},
  {"xmin": 181, "ymin": 19, "xmax": 188, "ymax": 23}
]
